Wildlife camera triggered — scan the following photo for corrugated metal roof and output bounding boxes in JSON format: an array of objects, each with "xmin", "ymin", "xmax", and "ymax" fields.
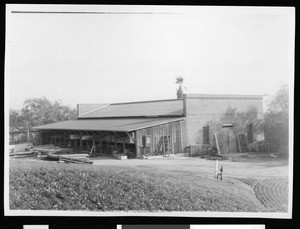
[
  {"xmin": 33, "ymin": 117, "xmax": 185, "ymax": 132},
  {"xmin": 78, "ymin": 99, "xmax": 183, "ymax": 118}
]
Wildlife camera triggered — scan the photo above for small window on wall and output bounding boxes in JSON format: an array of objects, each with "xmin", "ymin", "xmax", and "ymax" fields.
[{"xmin": 142, "ymin": 135, "xmax": 151, "ymax": 148}]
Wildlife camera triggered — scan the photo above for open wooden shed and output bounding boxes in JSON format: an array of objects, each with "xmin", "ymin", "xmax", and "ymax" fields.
[{"xmin": 34, "ymin": 99, "xmax": 187, "ymax": 158}]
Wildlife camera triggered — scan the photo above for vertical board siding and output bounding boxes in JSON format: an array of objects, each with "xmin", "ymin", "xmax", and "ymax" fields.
[{"xmin": 136, "ymin": 120, "xmax": 186, "ymax": 157}]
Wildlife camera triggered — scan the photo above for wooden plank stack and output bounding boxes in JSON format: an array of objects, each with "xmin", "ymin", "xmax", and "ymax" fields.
[
  {"xmin": 9, "ymin": 144, "xmax": 93, "ymax": 164},
  {"xmin": 47, "ymin": 153, "xmax": 93, "ymax": 164}
]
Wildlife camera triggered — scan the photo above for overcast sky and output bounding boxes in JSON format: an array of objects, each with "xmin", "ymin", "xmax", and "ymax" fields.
[{"xmin": 6, "ymin": 5, "xmax": 295, "ymax": 109}]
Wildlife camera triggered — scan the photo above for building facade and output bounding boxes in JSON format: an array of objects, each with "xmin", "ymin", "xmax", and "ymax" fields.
[{"xmin": 34, "ymin": 94, "xmax": 263, "ymax": 158}]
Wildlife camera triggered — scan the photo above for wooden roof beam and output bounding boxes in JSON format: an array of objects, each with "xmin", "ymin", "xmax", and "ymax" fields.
[
  {"xmin": 112, "ymin": 131, "xmax": 123, "ymax": 141},
  {"xmin": 52, "ymin": 130, "xmax": 63, "ymax": 135},
  {"xmin": 56, "ymin": 130, "xmax": 66, "ymax": 135},
  {"xmin": 125, "ymin": 131, "xmax": 136, "ymax": 142},
  {"xmin": 82, "ymin": 131, "xmax": 90, "ymax": 135},
  {"xmin": 97, "ymin": 131, "xmax": 106, "ymax": 137},
  {"xmin": 46, "ymin": 130, "xmax": 57, "ymax": 136}
]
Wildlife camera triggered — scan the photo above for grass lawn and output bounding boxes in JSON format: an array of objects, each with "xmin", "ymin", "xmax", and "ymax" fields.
[{"xmin": 9, "ymin": 154, "xmax": 289, "ymax": 212}]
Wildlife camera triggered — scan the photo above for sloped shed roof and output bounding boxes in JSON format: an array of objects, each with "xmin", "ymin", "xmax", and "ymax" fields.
[
  {"xmin": 78, "ymin": 99, "xmax": 184, "ymax": 118},
  {"xmin": 34, "ymin": 117, "xmax": 185, "ymax": 132},
  {"xmin": 77, "ymin": 103, "xmax": 109, "ymax": 116}
]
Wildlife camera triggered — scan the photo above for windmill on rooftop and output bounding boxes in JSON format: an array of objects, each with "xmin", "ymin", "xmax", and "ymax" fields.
[{"xmin": 175, "ymin": 76, "xmax": 187, "ymax": 99}]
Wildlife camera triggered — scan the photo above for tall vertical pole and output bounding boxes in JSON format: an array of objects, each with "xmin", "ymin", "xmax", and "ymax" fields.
[
  {"xmin": 135, "ymin": 131, "xmax": 140, "ymax": 158},
  {"xmin": 215, "ymin": 160, "xmax": 219, "ymax": 177},
  {"xmin": 27, "ymin": 131, "xmax": 30, "ymax": 146},
  {"xmin": 162, "ymin": 127, "xmax": 165, "ymax": 155}
]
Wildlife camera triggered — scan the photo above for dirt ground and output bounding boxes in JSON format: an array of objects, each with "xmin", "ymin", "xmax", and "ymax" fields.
[{"xmin": 89, "ymin": 153, "xmax": 289, "ymax": 177}]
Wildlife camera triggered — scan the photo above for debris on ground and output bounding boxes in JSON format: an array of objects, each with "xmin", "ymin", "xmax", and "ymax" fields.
[
  {"xmin": 200, "ymin": 154, "xmax": 229, "ymax": 160},
  {"xmin": 9, "ymin": 144, "xmax": 93, "ymax": 164},
  {"xmin": 140, "ymin": 155, "xmax": 149, "ymax": 159},
  {"xmin": 113, "ymin": 152, "xmax": 128, "ymax": 160}
]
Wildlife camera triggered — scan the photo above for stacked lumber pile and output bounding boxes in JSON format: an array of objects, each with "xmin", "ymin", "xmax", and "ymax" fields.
[
  {"xmin": 9, "ymin": 143, "xmax": 36, "ymax": 158},
  {"xmin": 32, "ymin": 145, "xmax": 93, "ymax": 164},
  {"xmin": 47, "ymin": 152, "xmax": 93, "ymax": 164},
  {"xmin": 9, "ymin": 144, "xmax": 93, "ymax": 164}
]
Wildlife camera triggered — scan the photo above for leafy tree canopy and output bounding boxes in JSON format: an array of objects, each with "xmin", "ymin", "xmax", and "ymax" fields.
[
  {"xmin": 9, "ymin": 97, "xmax": 77, "ymax": 131},
  {"xmin": 261, "ymin": 84, "xmax": 289, "ymax": 154}
]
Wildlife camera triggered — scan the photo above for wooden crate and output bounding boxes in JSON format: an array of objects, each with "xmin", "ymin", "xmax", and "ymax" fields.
[{"xmin": 118, "ymin": 155, "xmax": 127, "ymax": 160}]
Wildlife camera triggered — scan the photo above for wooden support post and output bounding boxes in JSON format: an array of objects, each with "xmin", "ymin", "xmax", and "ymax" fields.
[
  {"xmin": 37, "ymin": 132, "xmax": 41, "ymax": 145},
  {"xmin": 180, "ymin": 121, "xmax": 183, "ymax": 152},
  {"xmin": 171, "ymin": 131, "xmax": 174, "ymax": 154},
  {"xmin": 89, "ymin": 144, "xmax": 95, "ymax": 156},
  {"xmin": 87, "ymin": 140, "xmax": 90, "ymax": 150},
  {"xmin": 64, "ymin": 133, "xmax": 68, "ymax": 146},
  {"xmin": 74, "ymin": 138, "xmax": 77, "ymax": 148},
  {"xmin": 135, "ymin": 131, "xmax": 140, "ymax": 158},
  {"xmin": 214, "ymin": 134, "xmax": 220, "ymax": 155},
  {"xmin": 99, "ymin": 138, "xmax": 102, "ymax": 154},
  {"xmin": 123, "ymin": 140, "xmax": 125, "ymax": 154},
  {"xmin": 162, "ymin": 128, "xmax": 165, "ymax": 155},
  {"xmin": 80, "ymin": 133, "xmax": 83, "ymax": 148},
  {"xmin": 93, "ymin": 140, "xmax": 95, "ymax": 153}
]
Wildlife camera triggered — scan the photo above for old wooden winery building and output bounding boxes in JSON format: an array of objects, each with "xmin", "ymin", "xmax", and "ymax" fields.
[{"xmin": 34, "ymin": 94, "xmax": 263, "ymax": 158}]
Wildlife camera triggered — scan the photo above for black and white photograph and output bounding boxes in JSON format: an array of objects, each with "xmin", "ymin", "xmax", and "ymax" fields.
[{"xmin": 4, "ymin": 4, "xmax": 294, "ymax": 218}]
